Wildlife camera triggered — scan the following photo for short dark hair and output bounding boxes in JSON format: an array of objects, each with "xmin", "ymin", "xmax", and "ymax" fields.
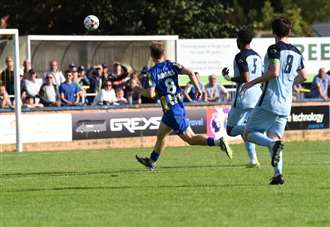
[
  {"xmin": 64, "ymin": 70, "xmax": 72, "ymax": 77},
  {"xmin": 237, "ymin": 28, "xmax": 254, "ymax": 45},
  {"xmin": 272, "ymin": 16, "xmax": 292, "ymax": 38},
  {"xmin": 150, "ymin": 42, "xmax": 165, "ymax": 60}
]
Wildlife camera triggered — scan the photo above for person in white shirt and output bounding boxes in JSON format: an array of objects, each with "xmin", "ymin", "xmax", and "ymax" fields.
[
  {"xmin": 93, "ymin": 80, "xmax": 117, "ymax": 105},
  {"xmin": 43, "ymin": 60, "xmax": 65, "ymax": 88},
  {"xmin": 21, "ymin": 69, "xmax": 43, "ymax": 108},
  {"xmin": 205, "ymin": 74, "xmax": 229, "ymax": 102},
  {"xmin": 39, "ymin": 73, "xmax": 61, "ymax": 106}
]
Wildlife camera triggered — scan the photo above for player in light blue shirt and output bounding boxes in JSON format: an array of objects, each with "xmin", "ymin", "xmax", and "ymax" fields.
[
  {"xmin": 135, "ymin": 42, "xmax": 232, "ymax": 171},
  {"xmin": 222, "ymin": 28, "xmax": 263, "ymax": 167},
  {"xmin": 242, "ymin": 17, "xmax": 308, "ymax": 184}
]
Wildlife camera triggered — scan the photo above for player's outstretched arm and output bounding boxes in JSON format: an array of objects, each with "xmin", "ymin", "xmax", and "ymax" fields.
[
  {"xmin": 222, "ymin": 67, "xmax": 249, "ymax": 83},
  {"xmin": 181, "ymin": 67, "xmax": 202, "ymax": 97}
]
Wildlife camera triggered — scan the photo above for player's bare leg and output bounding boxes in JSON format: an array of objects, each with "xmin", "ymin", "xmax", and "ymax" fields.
[
  {"xmin": 136, "ymin": 122, "xmax": 172, "ymax": 170},
  {"xmin": 153, "ymin": 122, "xmax": 173, "ymax": 154},
  {"xmin": 179, "ymin": 127, "xmax": 232, "ymax": 159},
  {"xmin": 179, "ymin": 127, "xmax": 208, "ymax": 145}
]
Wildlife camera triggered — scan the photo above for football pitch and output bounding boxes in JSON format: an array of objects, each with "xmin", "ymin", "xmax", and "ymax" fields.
[{"xmin": 1, "ymin": 141, "xmax": 329, "ymax": 226}]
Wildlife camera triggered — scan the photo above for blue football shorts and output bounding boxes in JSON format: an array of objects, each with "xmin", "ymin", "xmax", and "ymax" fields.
[{"xmin": 161, "ymin": 104, "xmax": 190, "ymax": 135}]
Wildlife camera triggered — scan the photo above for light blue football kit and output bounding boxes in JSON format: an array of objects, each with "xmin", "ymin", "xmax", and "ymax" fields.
[
  {"xmin": 246, "ymin": 41, "xmax": 305, "ymax": 175},
  {"xmin": 227, "ymin": 49, "xmax": 263, "ymax": 164}
]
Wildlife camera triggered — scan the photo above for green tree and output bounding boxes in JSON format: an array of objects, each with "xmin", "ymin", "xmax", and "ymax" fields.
[
  {"xmin": 261, "ymin": 0, "xmax": 274, "ymax": 30},
  {"xmin": 282, "ymin": 0, "xmax": 310, "ymax": 35}
]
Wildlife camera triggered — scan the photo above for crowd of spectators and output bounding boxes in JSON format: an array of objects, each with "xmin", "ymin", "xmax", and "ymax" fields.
[{"xmin": 0, "ymin": 56, "xmax": 329, "ymax": 110}]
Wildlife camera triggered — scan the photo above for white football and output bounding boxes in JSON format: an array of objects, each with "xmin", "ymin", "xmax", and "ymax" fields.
[{"xmin": 84, "ymin": 15, "xmax": 99, "ymax": 31}]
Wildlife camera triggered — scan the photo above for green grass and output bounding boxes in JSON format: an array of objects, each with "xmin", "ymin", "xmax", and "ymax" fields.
[{"xmin": 1, "ymin": 141, "xmax": 330, "ymax": 227}]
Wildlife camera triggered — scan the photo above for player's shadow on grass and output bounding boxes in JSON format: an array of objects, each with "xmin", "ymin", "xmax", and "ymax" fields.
[
  {"xmin": 0, "ymin": 164, "xmax": 245, "ymax": 179},
  {"xmin": 2, "ymin": 183, "xmax": 261, "ymax": 193}
]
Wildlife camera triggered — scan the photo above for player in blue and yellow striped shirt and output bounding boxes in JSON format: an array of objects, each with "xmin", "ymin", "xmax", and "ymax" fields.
[{"xmin": 136, "ymin": 42, "xmax": 232, "ymax": 170}]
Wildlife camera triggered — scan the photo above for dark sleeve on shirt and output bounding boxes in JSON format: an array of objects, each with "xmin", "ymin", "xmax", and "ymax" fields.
[
  {"xmin": 267, "ymin": 44, "xmax": 280, "ymax": 62},
  {"xmin": 298, "ymin": 56, "xmax": 305, "ymax": 71},
  {"xmin": 172, "ymin": 62, "xmax": 184, "ymax": 74},
  {"xmin": 235, "ymin": 54, "xmax": 249, "ymax": 73}
]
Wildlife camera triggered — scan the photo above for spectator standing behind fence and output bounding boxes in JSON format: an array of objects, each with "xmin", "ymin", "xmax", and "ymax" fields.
[
  {"xmin": 44, "ymin": 60, "xmax": 65, "ymax": 88},
  {"xmin": 183, "ymin": 72, "xmax": 206, "ymax": 102},
  {"xmin": 77, "ymin": 65, "xmax": 90, "ymax": 87},
  {"xmin": 0, "ymin": 56, "xmax": 14, "ymax": 95},
  {"xmin": 21, "ymin": 69, "xmax": 43, "ymax": 108},
  {"xmin": 20, "ymin": 59, "xmax": 32, "ymax": 79},
  {"xmin": 93, "ymin": 80, "xmax": 117, "ymax": 105},
  {"xmin": 86, "ymin": 66, "xmax": 103, "ymax": 104},
  {"xmin": 109, "ymin": 62, "xmax": 129, "ymax": 91},
  {"xmin": 77, "ymin": 65, "xmax": 90, "ymax": 102},
  {"xmin": 39, "ymin": 73, "xmax": 61, "ymax": 107},
  {"xmin": 126, "ymin": 72, "xmax": 142, "ymax": 104},
  {"xmin": 308, "ymin": 68, "xmax": 329, "ymax": 101},
  {"xmin": 205, "ymin": 74, "xmax": 229, "ymax": 102},
  {"xmin": 102, "ymin": 64, "xmax": 109, "ymax": 78},
  {"xmin": 0, "ymin": 82, "xmax": 12, "ymax": 108},
  {"xmin": 59, "ymin": 70, "xmax": 81, "ymax": 106}
]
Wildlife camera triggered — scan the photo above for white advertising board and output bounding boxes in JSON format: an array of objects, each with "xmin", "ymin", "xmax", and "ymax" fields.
[
  {"xmin": 0, "ymin": 113, "xmax": 72, "ymax": 144},
  {"xmin": 178, "ymin": 37, "xmax": 330, "ymax": 81}
]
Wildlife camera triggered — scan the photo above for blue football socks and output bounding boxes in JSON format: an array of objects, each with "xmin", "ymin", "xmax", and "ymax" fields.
[
  {"xmin": 150, "ymin": 150, "xmax": 160, "ymax": 162},
  {"xmin": 207, "ymin": 137, "xmax": 215, "ymax": 146}
]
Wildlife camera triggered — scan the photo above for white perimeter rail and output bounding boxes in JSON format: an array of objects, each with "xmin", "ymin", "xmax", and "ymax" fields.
[{"xmin": 0, "ymin": 29, "xmax": 22, "ymax": 152}]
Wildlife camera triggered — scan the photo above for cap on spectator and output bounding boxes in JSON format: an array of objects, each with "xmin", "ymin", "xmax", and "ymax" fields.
[
  {"xmin": 78, "ymin": 65, "xmax": 85, "ymax": 72},
  {"xmin": 69, "ymin": 65, "xmax": 78, "ymax": 72},
  {"xmin": 101, "ymin": 64, "xmax": 108, "ymax": 69}
]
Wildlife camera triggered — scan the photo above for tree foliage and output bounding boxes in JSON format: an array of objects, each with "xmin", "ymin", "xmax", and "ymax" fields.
[{"xmin": 0, "ymin": 0, "xmax": 328, "ymax": 37}]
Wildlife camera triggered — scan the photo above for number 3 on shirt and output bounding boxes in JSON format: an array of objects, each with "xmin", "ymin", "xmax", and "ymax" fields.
[{"xmin": 165, "ymin": 78, "xmax": 177, "ymax": 94}]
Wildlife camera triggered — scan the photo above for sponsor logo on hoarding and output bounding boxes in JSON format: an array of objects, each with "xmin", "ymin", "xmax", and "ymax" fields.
[
  {"xmin": 286, "ymin": 106, "xmax": 329, "ymax": 130},
  {"xmin": 206, "ymin": 107, "xmax": 240, "ymax": 141},
  {"xmin": 110, "ymin": 117, "xmax": 161, "ymax": 133},
  {"xmin": 72, "ymin": 108, "xmax": 206, "ymax": 140}
]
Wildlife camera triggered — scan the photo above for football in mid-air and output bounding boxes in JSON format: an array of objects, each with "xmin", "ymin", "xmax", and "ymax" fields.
[{"xmin": 84, "ymin": 15, "xmax": 99, "ymax": 31}]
